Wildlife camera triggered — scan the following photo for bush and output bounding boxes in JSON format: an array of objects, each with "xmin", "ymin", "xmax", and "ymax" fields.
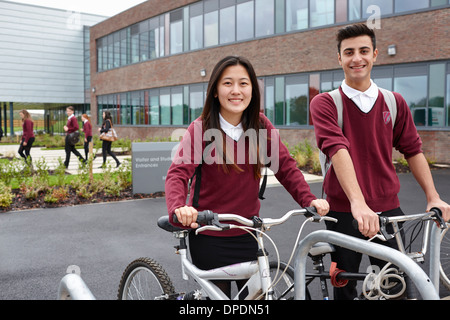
[{"xmin": 0, "ymin": 181, "xmax": 14, "ymax": 208}]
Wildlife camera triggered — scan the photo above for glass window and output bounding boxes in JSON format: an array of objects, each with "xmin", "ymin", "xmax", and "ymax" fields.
[
  {"xmin": 130, "ymin": 25, "xmax": 140, "ymax": 63},
  {"xmin": 139, "ymin": 21, "xmax": 150, "ymax": 61},
  {"xmin": 447, "ymin": 63, "xmax": 450, "ymax": 126},
  {"xmin": 160, "ymin": 89, "xmax": 171, "ymax": 125},
  {"xmin": 320, "ymin": 72, "xmax": 333, "ymax": 92},
  {"xmin": 107, "ymin": 34, "xmax": 113, "ymax": 70},
  {"xmin": 372, "ymin": 66, "xmax": 393, "ymax": 91},
  {"xmin": 394, "ymin": 64, "xmax": 427, "ymax": 127},
  {"xmin": 190, "ymin": 84, "xmax": 205, "ymax": 121},
  {"xmin": 131, "ymin": 91, "xmax": 140, "ymax": 125},
  {"xmin": 149, "ymin": 18, "xmax": 160, "ymax": 59},
  {"xmin": 237, "ymin": 1, "xmax": 254, "ymax": 41},
  {"xmin": 204, "ymin": 0, "xmax": 219, "ymax": 47},
  {"xmin": 362, "ymin": 0, "xmax": 393, "ymax": 18},
  {"xmin": 265, "ymin": 78, "xmax": 275, "ymax": 123},
  {"xmin": 97, "ymin": 39, "xmax": 103, "ymax": 72},
  {"xmin": 220, "ymin": 5, "xmax": 235, "ymax": 44},
  {"xmin": 395, "ymin": 0, "xmax": 429, "ymax": 13},
  {"xmin": 431, "ymin": 0, "xmax": 448, "ymax": 6},
  {"xmin": 275, "ymin": 77, "xmax": 285, "ymax": 125},
  {"xmin": 149, "ymin": 89, "xmax": 160, "ymax": 125},
  {"xmin": 190, "ymin": 3, "xmax": 203, "ymax": 50},
  {"xmin": 348, "ymin": 0, "xmax": 361, "ymax": 20},
  {"xmin": 171, "ymin": 87, "xmax": 184, "ymax": 125},
  {"xmin": 285, "ymin": 75, "xmax": 309, "ymax": 126},
  {"xmin": 113, "ymin": 32, "xmax": 120, "ymax": 68},
  {"xmin": 428, "ymin": 63, "xmax": 446, "ymax": 126},
  {"xmin": 255, "ymin": 0, "xmax": 274, "ymax": 37},
  {"xmin": 286, "ymin": 0, "xmax": 308, "ymax": 31},
  {"xmin": 170, "ymin": 9, "xmax": 183, "ymax": 55},
  {"xmin": 310, "ymin": 0, "xmax": 334, "ymax": 27},
  {"xmin": 120, "ymin": 29, "xmax": 128, "ymax": 66}
]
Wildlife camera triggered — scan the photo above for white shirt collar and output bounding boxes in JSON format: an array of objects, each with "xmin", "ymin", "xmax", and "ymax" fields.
[
  {"xmin": 341, "ymin": 79, "xmax": 379, "ymax": 113},
  {"xmin": 68, "ymin": 114, "xmax": 74, "ymax": 120},
  {"xmin": 219, "ymin": 112, "xmax": 243, "ymax": 141}
]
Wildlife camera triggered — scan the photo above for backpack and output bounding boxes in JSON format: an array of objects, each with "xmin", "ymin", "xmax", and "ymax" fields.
[{"xmin": 318, "ymin": 88, "xmax": 397, "ymax": 184}]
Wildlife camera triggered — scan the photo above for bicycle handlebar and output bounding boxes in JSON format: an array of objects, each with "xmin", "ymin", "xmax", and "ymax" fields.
[
  {"xmin": 352, "ymin": 207, "xmax": 447, "ymax": 241},
  {"xmin": 173, "ymin": 207, "xmax": 337, "ymax": 234}
]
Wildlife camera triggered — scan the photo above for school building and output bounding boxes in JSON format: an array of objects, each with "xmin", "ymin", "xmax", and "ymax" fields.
[
  {"xmin": 3, "ymin": 0, "xmax": 449, "ymax": 163},
  {"xmin": 0, "ymin": 0, "xmax": 106, "ymax": 135}
]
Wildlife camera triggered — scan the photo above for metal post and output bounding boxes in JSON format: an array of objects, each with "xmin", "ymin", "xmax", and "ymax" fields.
[
  {"xmin": 57, "ymin": 273, "xmax": 96, "ymax": 300},
  {"xmin": 429, "ymin": 223, "xmax": 442, "ymax": 291},
  {"xmin": 9, "ymin": 102, "xmax": 14, "ymax": 136},
  {"xmin": 293, "ymin": 230, "xmax": 440, "ymax": 300}
]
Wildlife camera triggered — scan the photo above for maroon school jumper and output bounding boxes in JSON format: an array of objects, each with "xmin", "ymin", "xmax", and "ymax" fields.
[
  {"xmin": 310, "ymin": 87, "xmax": 423, "ymax": 213},
  {"xmin": 66, "ymin": 115, "xmax": 79, "ymax": 133},
  {"xmin": 22, "ymin": 119, "xmax": 35, "ymax": 143},
  {"xmin": 83, "ymin": 120, "xmax": 92, "ymax": 138},
  {"xmin": 165, "ymin": 113, "xmax": 317, "ymax": 237}
]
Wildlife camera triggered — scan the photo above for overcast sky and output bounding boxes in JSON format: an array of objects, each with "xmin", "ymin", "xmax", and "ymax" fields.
[{"xmin": 7, "ymin": 0, "xmax": 147, "ymax": 16}]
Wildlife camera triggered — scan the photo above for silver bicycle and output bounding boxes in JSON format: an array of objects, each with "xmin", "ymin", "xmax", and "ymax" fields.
[
  {"xmin": 117, "ymin": 207, "xmax": 336, "ymax": 300},
  {"xmin": 296, "ymin": 208, "xmax": 449, "ymax": 300}
]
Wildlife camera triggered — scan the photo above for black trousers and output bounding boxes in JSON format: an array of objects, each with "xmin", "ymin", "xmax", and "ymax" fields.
[
  {"xmin": 64, "ymin": 136, "xmax": 84, "ymax": 168},
  {"xmin": 101, "ymin": 140, "xmax": 119, "ymax": 165},
  {"xmin": 324, "ymin": 208, "xmax": 405, "ymax": 300},
  {"xmin": 18, "ymin": 137, "xmax": 35, "ymax": 162},
  {"xmin": 83, "ymin": 136, "xmax": 92, "ymax": 160}
]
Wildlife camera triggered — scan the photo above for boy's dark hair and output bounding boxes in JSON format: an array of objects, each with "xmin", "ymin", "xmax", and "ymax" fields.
[{"xmin": 336, "ymin": 24, "xmax": 376, "ymax": 53}]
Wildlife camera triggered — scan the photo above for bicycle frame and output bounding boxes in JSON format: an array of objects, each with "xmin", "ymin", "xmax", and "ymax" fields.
[{"xmin": 175, "ymin": 230, "xmax": 274, "ymax": 300}]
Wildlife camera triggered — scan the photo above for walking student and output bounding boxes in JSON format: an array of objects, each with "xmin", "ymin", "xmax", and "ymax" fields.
[
  {"xmin": 165, "ymin": 56, "xmax": 329, "ymax": 298},
  {"xmin": 98, "ymin": 111, "xmax": 120, "ymax": 168},
  {"xmin": 63, "ymin": 106, "xmax": 85, "ymax": 168},
  {"xmin": 18, "ymin": 109, "xmax": 35, "ymax": 164},
  {"xmin": 81, "ymin": 114, "xmax": 93, "ymax": 161},
  {"xmin": 310, "ymin": 23, "xmax": 450, "ymax": 300}
]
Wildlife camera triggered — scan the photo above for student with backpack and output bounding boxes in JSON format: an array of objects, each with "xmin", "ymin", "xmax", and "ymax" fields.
[
  {"xmin": 310, "ymin": 23, "xmax": 449, "ymax": 300},
  {"xmin": 165, "ymin": 56, "xmax": 329, "ymax": 298}
]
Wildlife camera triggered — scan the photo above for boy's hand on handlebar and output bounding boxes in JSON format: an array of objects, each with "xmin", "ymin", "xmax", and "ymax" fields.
[
  {"xmin": 351, "ymin": 201, "xmax": 379, "ymax": 238},
  {"xmin": 310, "ymin": 199, "xmax": 330, "ymax": 216},
  {"xmin": 426, "ymin": 198, "xmax": 450, "ymax": 223},
  {"xmin": 175, "ymin": 206, "xmax": 199, "ymax": 229}
]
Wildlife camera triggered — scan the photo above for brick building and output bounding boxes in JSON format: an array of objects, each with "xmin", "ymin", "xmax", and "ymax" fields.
[{"xmin": 90, "ymin": 0, "xmax": 450, "ymax": 163}]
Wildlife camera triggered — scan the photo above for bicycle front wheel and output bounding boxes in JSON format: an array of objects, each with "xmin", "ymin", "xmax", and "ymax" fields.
[
  {"xmin": 269, "ymin": 261, "xmax": 302, "ymax": 300},
  {"xmin": 117, "ymin": 257, "xmax": 175, "ymax": 300},
  {"xmin": 440, "ymin": 224, "xmax": 450, "ymax": 290}
]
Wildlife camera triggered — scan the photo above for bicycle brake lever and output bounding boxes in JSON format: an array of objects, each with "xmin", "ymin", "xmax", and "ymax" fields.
[
  {"xmin": 430, "ymin": 207, "xmax": 447, "ymax": 229},
  {"xmin": 304, "ymin": 207, "xmax": 321, "ymax": 222},
  {"xmin": 378, "ymin": 216, "xmax": 394, "ymax": 241},
  {"xmin": 195, "ymin": 225, "xmax": 225, "ymax": 234}
]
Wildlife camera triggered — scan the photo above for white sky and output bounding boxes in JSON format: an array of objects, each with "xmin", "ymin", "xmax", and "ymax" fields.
[{"xmin": 6, "ymin": 0, "xmax": 148, "ymax": 16}]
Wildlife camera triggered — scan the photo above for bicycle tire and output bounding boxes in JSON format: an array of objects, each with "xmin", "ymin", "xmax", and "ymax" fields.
[
  {"xmin": 117, "ymin": 257, "xmax": 176, "ymax": 300},
  {"xmin": 269, "ymin": 261, "xmax": 311, "ymax": 300},
  {"xmin": 440, "ymin": 224, "xmax": 450, "ymax": 290}
]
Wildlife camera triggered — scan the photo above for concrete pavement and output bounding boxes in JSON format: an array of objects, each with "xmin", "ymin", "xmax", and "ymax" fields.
[{"xmin": 0, "ymin": 144, "xmax": 129, "ymax": 174}]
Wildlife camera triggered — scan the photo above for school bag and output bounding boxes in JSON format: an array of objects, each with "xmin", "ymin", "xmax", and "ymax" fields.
[{"xmin": 318, "ymin": 88, "xmax": 397, "ymax": 185}]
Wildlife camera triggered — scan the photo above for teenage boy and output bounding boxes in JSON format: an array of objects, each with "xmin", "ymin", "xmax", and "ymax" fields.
[
  {"xmin": 63, "ymin": 106, "xmax": 85, "ymax": 168},
  {"xmin": 310, "ymin": 23, "xmax": 449, "ymax": 300}
]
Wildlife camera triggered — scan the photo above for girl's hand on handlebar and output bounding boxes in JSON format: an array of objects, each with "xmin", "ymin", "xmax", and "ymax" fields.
[
  {"xmin": 174, "ymin": 206, "xmax": 199, "ymax": 229},
  {"xmin": 310, "ymin": 199, "xmax": 330, "ymax": 216}
]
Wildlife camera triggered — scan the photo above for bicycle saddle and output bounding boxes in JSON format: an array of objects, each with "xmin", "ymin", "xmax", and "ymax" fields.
[
  {"xmin": 309, "ymin": 242, "xmax": 335, "ymax": 256},
  {"xmin": 157, "ymin": 216, "xmax": 186, "ymax": 233}
]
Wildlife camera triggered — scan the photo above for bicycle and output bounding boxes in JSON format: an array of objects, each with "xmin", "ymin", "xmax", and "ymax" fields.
[
  {"xmin": 300, "ymin": 208, "xmax": 449, "ymax": 300},
  {"xmin": 117, "ymin": 207, "xmax": 336, "ymax": 300}
]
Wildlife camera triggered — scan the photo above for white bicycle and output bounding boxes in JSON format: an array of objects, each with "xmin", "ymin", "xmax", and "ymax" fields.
[{"xmin": 117, "ymin": 207, "xmax": 336, "ymax": 300}]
